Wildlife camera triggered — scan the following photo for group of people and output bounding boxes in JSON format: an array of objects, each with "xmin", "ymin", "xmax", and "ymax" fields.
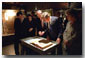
[{"xmin": 14, "ymin": 9, "xmax": 82, "ymax": 55}]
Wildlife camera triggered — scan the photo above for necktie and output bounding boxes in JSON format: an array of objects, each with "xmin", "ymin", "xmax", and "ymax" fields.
[{"xmin": 47, "ymin": 22, "xmax": 50, "ymax": 29}]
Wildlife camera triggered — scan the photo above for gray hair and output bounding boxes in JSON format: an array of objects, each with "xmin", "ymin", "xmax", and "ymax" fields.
[{"xmin": 36, "ymin": 10, "xmax": 42, "ymax": 14}]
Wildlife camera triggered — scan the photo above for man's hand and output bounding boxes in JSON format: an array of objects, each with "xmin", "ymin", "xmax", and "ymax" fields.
[
  {"xmin": 38, "ymin": 31, "xmax": 45, "ymax": 36},
  {"xmin": 56, "ymin": 38, "xmax": 61, "ymax": 44},
  {"xmin": 38, "ymin": 31, "xmax": 42, "ymax": 36},
  {"xmin": 29, "ymin": 28, "xmax": 33, "ymax": 32}
]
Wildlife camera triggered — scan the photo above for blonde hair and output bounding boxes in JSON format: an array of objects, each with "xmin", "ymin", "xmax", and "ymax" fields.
[{"xmin": 41, "ymin": 12, "xmax": 50, "ymax": 19}]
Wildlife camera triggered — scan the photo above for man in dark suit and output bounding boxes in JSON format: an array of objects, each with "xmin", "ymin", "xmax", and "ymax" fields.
[
  {"xmin": 39, "ymin": 12, "xmax": 63, "ymax": 55},
  {"xmin": 35, "ymin": 10, "xmax": 47, "ymax": 38},
  {"xmin": 14, "ymin": 11, "xmax": 24, "ymax": 55}
]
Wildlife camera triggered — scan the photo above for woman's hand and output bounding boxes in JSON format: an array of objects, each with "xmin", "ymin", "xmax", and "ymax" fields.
[{"xmin": 64, "ymin": 40, "xmax": 68, "ymax": 45}]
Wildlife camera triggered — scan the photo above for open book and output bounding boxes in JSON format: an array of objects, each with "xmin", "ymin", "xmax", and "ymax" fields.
[{"xmin": 31, "ymin": 39, "xmax": 53, "ymax": 49}]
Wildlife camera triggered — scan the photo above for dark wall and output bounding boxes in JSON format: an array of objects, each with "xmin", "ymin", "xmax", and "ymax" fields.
[
  {"xmin": 2, "ymin": 2, "xmax": 68, "ymax": 10},
  {"xmin": 2, "ymin": 35, "xmax": 15, "ymax": 47}
]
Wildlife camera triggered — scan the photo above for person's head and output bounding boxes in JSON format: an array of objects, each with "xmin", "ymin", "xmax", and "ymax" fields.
[
  {"xmin": 36, "ymin": 10, "xmax": 42, "ymax": 18},
  {"xmin": 31, "ymin": 11, "xmax": 35, "ymax": 16},
  {"xmin": 41, "ymin": 12, "xmax": 50, "ymax": 23},
  {"xmin": 16, "ymin": 11, "xmax": 24, "ymax": 19},
  {"xmin": 27, "ymin": 14, "xmax": 32, "ymax": 21},
  {"xmin": 33, "ymin": 15, "xmax": 37, "ymax": 19},
  {"xmin": 55, "ymin": 11, "xmax": 60, "ymax": 17},
  {"xmin": 66, "ymin": 9, "xmax": 78, "ymax": 23}
]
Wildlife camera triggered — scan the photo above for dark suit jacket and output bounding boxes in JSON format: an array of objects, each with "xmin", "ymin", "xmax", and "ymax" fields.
[
  {"xmin": 14, "ymin": 18, "xmax": 24, "ymax": 39},
  {"xmin": 44, "ymin": 16, "xmax": 63, "ymax": 41},
  {"xmin": 35, "ymin": 17, "xmax": 47, "ymax": 37}
]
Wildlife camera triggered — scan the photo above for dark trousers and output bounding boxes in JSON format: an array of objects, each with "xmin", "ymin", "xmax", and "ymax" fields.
[
  {"xmin": 51, "ymin": 44, "xmax": 63, "ymax": 55},
  {"xmin": 14, "ymin": 40, "xmax": 20, "ymax": 55},
  {"xmin": 57, "ymin": 43, "xmax": 63, "ymax": 55}
]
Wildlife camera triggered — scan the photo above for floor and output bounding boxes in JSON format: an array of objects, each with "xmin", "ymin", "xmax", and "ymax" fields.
[
  {"xmin": 2, "ymin": 44, "xmax": 64, "ymax": 55},
  {"xmin": 2, "ymin": 44, "xmax": 16, "ymax": 55}
]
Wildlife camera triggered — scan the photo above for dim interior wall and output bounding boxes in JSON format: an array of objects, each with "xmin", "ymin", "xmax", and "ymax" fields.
[
  {"xmin": 2, "ymin": 10, "xmax": 17, "ymax": 35},
  {"xmin": 2, "ymin": 10, "xmax": 26, "ymax": 35},
  {"xmin": 2, "ymin": 9, "xmax": 26, "ymax": 46}
]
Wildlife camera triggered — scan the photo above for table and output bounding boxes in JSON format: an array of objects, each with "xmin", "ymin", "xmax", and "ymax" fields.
[{"xmin": 20, "ymin": 36, "xmax": 58, "ymax": 55}]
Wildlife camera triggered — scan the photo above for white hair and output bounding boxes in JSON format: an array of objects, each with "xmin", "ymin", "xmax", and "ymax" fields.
[{"xmin": 36, "ymin": 10, "xmax": 42, "ymax": 14}]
